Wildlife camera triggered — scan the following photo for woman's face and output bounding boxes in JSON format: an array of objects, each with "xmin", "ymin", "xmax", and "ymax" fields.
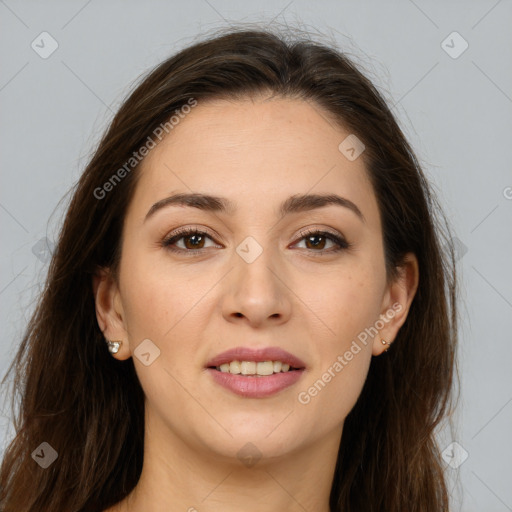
[{"xmin": 96, "ymin": 95, "xmax": 416, "ymax": 463}]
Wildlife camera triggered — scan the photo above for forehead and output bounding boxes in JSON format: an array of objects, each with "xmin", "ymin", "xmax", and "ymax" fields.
[{"xmin": 129, "ymin": 96, "xmax": 379, "ymax": 224}]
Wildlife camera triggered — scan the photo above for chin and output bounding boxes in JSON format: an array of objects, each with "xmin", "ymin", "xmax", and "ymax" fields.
[{"xmin": 202, "ymin": 432, "xmax": 302, "ymax": 466}]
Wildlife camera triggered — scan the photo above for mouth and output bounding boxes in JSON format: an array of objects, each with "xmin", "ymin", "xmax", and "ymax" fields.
[
  {"xmin": 205, "ymin": 346, "xmax": 306, "ymax": 398},
  {"xmin": 209, "ymin": 360, "xmax": 302, "ymax": 376}
]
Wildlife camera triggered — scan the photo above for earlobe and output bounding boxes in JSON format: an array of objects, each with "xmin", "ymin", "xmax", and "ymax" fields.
[
  {"xmin": 380, "ymin": 338, "xmax": 392, "ymax": 352},
  {"xmin": 372, "ymin": 253, "xmax": 419, "ymax": 356},
  {"xmin": 92, "ymin": 268, "xmax": 130, "ymax": 359}
]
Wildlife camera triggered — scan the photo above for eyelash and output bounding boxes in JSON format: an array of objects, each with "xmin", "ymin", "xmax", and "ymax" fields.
[{"xmin": 161, "ymin": 227, "xmax": 351, "ymax": 256}]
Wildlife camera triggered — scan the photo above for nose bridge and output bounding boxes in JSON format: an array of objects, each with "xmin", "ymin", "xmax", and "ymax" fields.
[
  {"xmin": 233, "ymin": 234, "xmax": 280, "ymax": 297},
  {"xmin": 222, "ymin": 233, "xmax": 292, "ymax": 325}
]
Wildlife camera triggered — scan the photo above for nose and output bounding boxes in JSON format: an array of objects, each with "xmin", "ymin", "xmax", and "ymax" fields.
[{"xmin": 221, "ymin": 247, "xmax": 292, "ymax": 328}]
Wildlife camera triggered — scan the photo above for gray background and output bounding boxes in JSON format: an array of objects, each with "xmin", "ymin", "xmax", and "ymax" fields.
[{"xmin": 1, "ymin": 1, "xmax": 511, "ymax": 510}]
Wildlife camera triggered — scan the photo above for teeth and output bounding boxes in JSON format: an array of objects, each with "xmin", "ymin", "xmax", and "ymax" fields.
[
  {"xmin": 256, "ymin": 361, "xmax": 274, "ymax": 376},
  {"xmin": 215, "ymin": 360, "xmax": 296, "ymax": 375},
  {"xmin": 240, "ymin": 361, "xmax": 256, "ymax": 375},
  {"xmin": 229, "ymin": 361, "xmax": 241, "ymax": 374}
]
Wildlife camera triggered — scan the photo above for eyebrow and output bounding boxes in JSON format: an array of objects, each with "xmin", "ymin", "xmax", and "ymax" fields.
[{"xmin": 144, "ymin": 192, "xmax": 365, "ymax": 223}]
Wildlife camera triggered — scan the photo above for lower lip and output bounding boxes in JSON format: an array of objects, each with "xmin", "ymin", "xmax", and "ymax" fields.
[{"xmin": 206, "ymin": 368, "xmax": 305, "ymax": 398}]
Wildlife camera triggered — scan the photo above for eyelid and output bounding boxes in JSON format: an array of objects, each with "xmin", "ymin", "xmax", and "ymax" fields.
[{"xmin": 294, "ymin": 226, "xmax": 345, "ymax": 242}]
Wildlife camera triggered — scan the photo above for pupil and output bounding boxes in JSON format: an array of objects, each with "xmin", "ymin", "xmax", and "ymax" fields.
[
  {"xmin": 186, "ymin": 234, "xmax": 203, "ymax": 249},
  {"xmin": 307, "ymin": 235, "xmax": 325, "ymax": 249}
]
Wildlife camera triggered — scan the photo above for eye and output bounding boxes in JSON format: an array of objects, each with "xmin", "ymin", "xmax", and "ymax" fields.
[
  {"xmin": 292, "ymin": 229, "xmax": 350, "ymax": 254},
  {"xmin": 162, "ymin": 228, "xmax": 221, "ymax": 253},
  {"xmin": 161, "ymin": 227, "xmax": 350, "ymax": 255}
]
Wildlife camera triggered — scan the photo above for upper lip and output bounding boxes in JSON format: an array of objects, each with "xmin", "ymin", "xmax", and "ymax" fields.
[{"xmin": 206, "ymin": 346, "xmax": 306, "ymax": 369}]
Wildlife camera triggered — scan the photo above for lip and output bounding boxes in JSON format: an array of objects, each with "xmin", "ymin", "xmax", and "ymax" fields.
[
  {"xmin": 206, "ymin": 368, "xmax": 305, "ymax": 398},
  {"xmin": 205, "ymin": 346, "xmax": 306, "ymax": 369}
]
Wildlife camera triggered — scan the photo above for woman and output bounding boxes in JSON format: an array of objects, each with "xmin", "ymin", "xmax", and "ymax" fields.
[{"xmin": 0, "ymin": 28, "xmax": 458, "ymax": 511}]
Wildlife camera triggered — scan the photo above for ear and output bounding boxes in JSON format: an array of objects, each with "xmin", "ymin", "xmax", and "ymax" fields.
[
  {"xmin": 372, "ymin": 252, "xmax": 419, "ymax": 356},
  {"xmin": 92, "ymin": 268, "xmax": 131, "ymax": 360}
]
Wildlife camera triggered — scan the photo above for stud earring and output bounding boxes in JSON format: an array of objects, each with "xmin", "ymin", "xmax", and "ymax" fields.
[
  {"xmin": 381, "ymin": 339, "xmax": 392, "ymax": 352},
  {"xmin": 106, "ymin": 339, "xmax": 122, "ymax": 354}
]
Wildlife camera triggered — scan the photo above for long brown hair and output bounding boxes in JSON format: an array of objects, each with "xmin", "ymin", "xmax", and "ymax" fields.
[{"xmin": 0, "ymin": 28, "xmax": 458, "ymax": 511}]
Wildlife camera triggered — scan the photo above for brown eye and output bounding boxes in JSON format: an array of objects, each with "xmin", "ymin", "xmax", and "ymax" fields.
[
  {"xmin": 304, "ymin": 234, "xmax": 327, "ymax": 250},
  {"xmin": 162, "ymin": 229, "xmax": 220, "ymax": 253},
  {"xmin": 183, "ymin": 233, "xmax": 206, "ymax": 249},
  {"xmin": 293, "ymin": 230, "xmax": 350, "ymax": 253}
]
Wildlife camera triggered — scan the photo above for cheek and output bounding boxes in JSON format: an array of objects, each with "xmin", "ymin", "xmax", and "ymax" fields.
[
  {"xmin": 299, "ymin": 260, "xmax": 385, "ymax": 343},
  {"xmin": 296, "ymin": 288, "xmax": 375, "ymax": 428},
  {"xmin": 121, "ymin": 274, "xmax": 173, "ymax": 342},
  {"xmin": 118, "ymin": 247, "xmax": 206, "ymax": 350},
  {"xmin": 297, "ymin": 348, "xmax": 372, "ymax": 437},
  {"xmin": 292, "ymin": 262, "xmax": 383, "ymax": 421},
  {"xmin": 119, "ymin": 261, "xmax": 212, "ymax": 418}
]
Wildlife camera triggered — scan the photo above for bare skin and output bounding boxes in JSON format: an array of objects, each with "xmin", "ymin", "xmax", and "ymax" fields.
[{"xmin": 95, "ymin": 95, "xmax": 419, "ymax": 512}]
